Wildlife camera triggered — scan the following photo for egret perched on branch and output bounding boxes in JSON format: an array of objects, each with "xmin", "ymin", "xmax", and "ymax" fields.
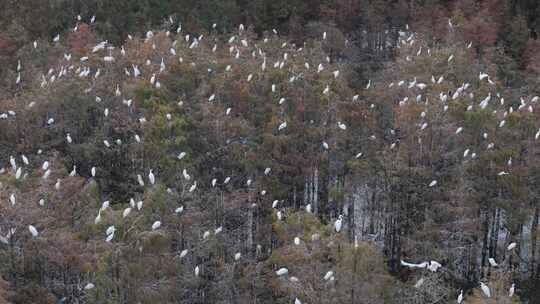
[
  {"xmin": 84, "ymin": 283, "xmax": 95, "ymax": 290},
  {"xmin": 28, "ymin": 225, "xmax": 39, "ymax": 237},
  {"xmin": 151, "ymin": 221, "xmax": 161, "ymax": 230},
  {"xmin": 427, "ymin": 261, "xmax": 442, "ymax": 272},
  {"xmin": 276, "ymin": 268, "xmax": 288, "ymax": 276},
  {"xmin": 106, "ymin": 225, "xmax": 115, "ymax": 236},
  {"xmin": 148, "ymin": 170, "xmax": 155, "ymax": 185},
  {"xmin": 189, "ymin": 182, "xmax": 197, "ymax": 192},
  {"xmin": 323, "ymin": 270, "xmax": 334, "ymax": 281},
  {"xmin": 334, "ymin": 215, "xmax": 343, "ymax": 232},
  {"xmin": 480, "ymin": 282, "xmax": 491, "ymax": 298},
  {"xmin": 182, "ymin": 169, "xmax": 191, "ymax": 180},
  {"xmin": 400, "ymin": 260, "xmax": 428, "ymax": 269},
  {"xmin": 123, "ymin": 208, "xmax": 131, "ymax": 218},
  {"xmin": 509, "ymin": 283, "xmax": 515, "ymax": 297}
]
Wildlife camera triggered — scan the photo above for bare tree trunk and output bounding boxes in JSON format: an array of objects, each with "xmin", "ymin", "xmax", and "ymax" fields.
[
  {"xmin": 247, "ymin": 207, "xmax": 253, "ymax": 257},
  {"xmin": 480, "ymin": 209, "xmax": 490, "ymax": 277},
  {"xmin": 304, "ymin": 176, "xmax": 309, "ymax": 207},
  {"xmin": 314, "ymin": 167, "xmax": 319, "ymax": 215},
  {"xmin": 531, "ymin": 206, "xmax": 539, "ymax": 277}
]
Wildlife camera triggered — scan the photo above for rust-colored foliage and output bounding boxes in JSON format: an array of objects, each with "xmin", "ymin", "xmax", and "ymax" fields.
[
  {"xmin": 411, "ymin": 5, "xmax": 448, "ymax": 43},
  {"xmin": 66, "ymin": 23, "xmax": 97, "ymax": 56},
  {"xmin": 0, "ymin": 34, "xmax": 17, "ymax": 66},
  {"xmin": 524, "ymin": 39, "xmax": 540, "ymax": 74}
]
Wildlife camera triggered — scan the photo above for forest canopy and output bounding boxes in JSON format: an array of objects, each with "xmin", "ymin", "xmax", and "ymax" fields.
[{"xmin": 1, "ymin": 0, "xmax": 540, "ymax": 303}]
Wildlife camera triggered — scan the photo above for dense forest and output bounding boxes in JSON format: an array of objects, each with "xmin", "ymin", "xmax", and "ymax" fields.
[{"xmin": 1, "ymin": 0, "xmax": 540, "ymax": 303}]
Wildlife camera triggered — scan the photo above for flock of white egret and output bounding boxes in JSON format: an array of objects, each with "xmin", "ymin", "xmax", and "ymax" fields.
[{"xmin": 1, "ymin": 12, "xmax": 538, "ymax": 302}]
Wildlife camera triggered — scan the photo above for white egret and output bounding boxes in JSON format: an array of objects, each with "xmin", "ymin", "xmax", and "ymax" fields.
[
  {"xmin": 323, "ymin": 270, "xmax": 334, "ymax": 281},
  {"xmin": 189, "ymin": 182, "xmax": 197, "ymax": 192},
  {"xmin": 106, "ymin": 226, "xmax": 115, "ymax": 236},
  {"xmin": 509, "ymin": 283, "xmax": 515, "ymax": 297},
  {"xmin": 148, "ymin": 170, "xmax": 155, "ymax": 185},
  {"xmin": 323, "ymin": 142, "xmax": 329, "ymax": 150},
  {"xmin": 151, "ymin": 221, "xmax": 161, "ymax": 230},
  {"xmin": 28, "ymin": 225, "xmax": 39, "ymax": 237},
  {"xmin": 180, "ymin": 249, "xmax": 188, "ymax": 258},
  {"xmin": 334, "ymin": 215, "xmax": 343, "ymax": 232},
  {"xmin": 84, "ymin": 283, "xmax": 95, "ymax": 290},
  {"xmin": 427, "ymin": 261, "xmax": 442, "ymax": 272},
  {"xmin": 182, "ymin": 169, "xmax": 191, "ymax": 180},
  {"xmin": 400, "ymin": 260, "xmax": 428, "ymax": 269},
  {"xmin": 276, "ymin": 268, "xmax": 288, "ymax": 276},
  {"xmin": 480, "ymin": 282, "xmax": 491, "ymax": 298}
]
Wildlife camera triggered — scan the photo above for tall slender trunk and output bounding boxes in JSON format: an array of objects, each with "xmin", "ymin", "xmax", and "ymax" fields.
[
  {"xmin": 531, "ymin": 206, "xmax": 539, "ymax": 277},
  {"xmin": 480, "ymin": 208, "xmax": 490, "ymax": 277},
  {"xmin": 247, "ymin": 207, "xmax": 253, "ymax": 256},
  {"xmin": 314, "ymin": 168, "xmax": 319, "ymax": 215}
]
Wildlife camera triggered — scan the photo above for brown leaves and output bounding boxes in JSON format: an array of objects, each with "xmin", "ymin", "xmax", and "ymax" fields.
[
  {"xmin": 524, "ymin": 39, "xmax": 540, "ymax": 74},
  {"xmin": 0, "ymin": 278, "xmax": 10, "ymax": 304},
  {"xmin": 66, "ymin": 23, "xmax": 97, "ymax": 57},
  {"xmin": 411, "ymin": 4, "xmax": 449, "ymax": 43}
]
